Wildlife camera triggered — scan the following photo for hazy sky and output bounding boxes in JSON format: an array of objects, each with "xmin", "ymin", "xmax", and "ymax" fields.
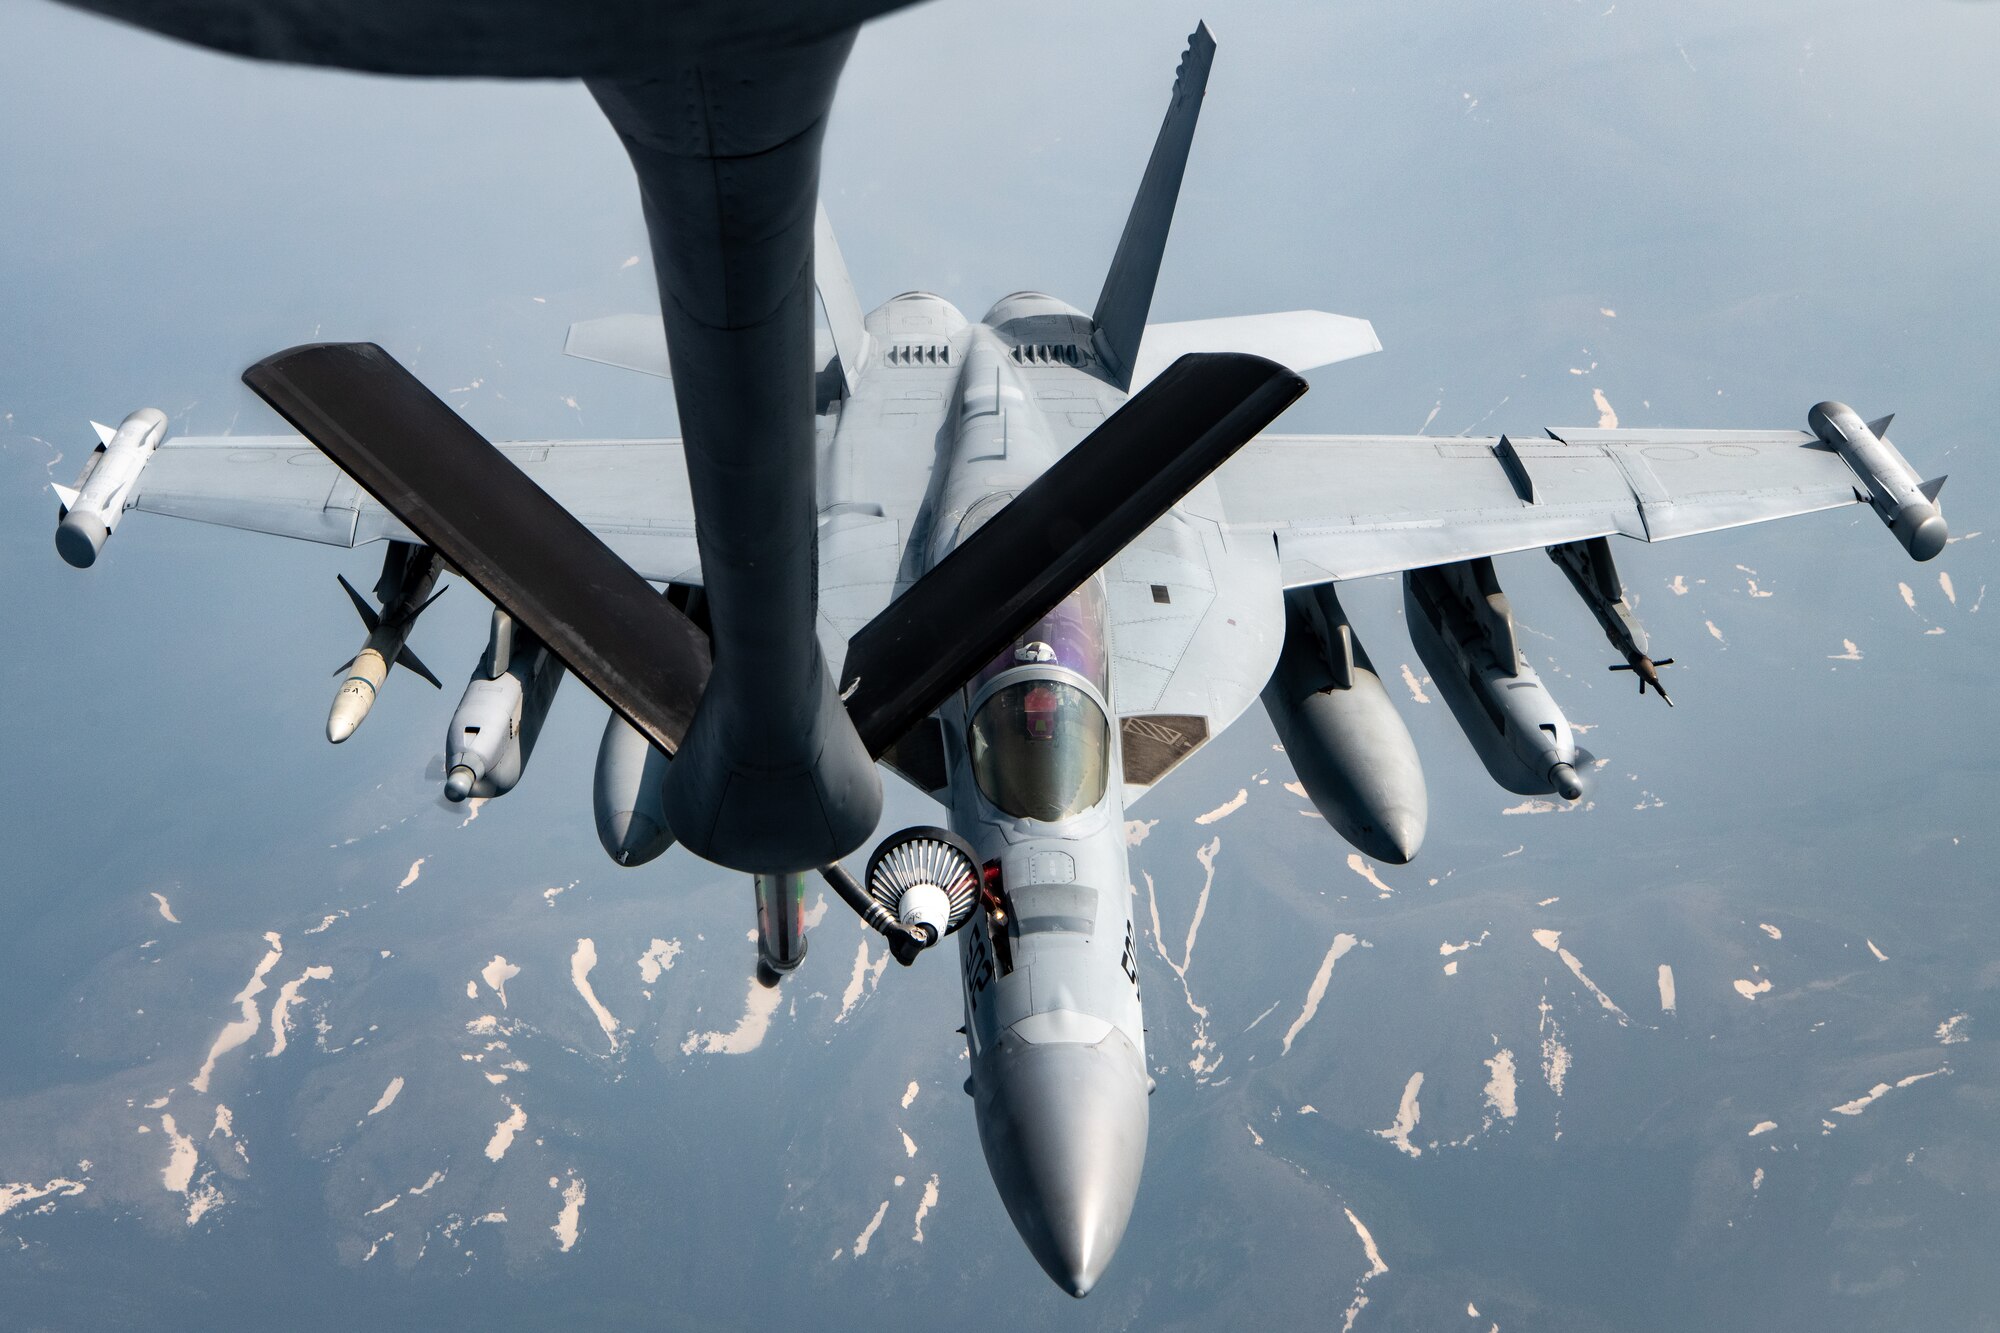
[{"xmin": 1, "ymin": 2, "xmax": 1996, "ymax": 1327}]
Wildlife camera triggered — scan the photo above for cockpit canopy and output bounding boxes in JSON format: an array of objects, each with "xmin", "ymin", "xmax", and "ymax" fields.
[
  {"xmin": 964, "ymin": 582, "xmax": 1114, "ymax": 822},
  {"xmin": 968, "ymin": 679, "xmax": 1111, "ymax": 822},
  {"xmin": 967, "ymin": 580, "xmax": 1111, "ymax": 700}
]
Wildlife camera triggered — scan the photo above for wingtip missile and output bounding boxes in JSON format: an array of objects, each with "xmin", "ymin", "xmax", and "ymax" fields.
[
  {"xmin": 1809, "ymin": 402, "xmax": 1948, "ymax": 561},
  {"xmin": 55, "ymin": 410, "xmax": 168, "ymax": 568}
]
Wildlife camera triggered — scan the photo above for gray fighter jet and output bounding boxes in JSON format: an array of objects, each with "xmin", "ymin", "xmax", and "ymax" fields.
[{"xmin": 45, "ymin": 11, "xmax": 1950, "ymax": 1298}]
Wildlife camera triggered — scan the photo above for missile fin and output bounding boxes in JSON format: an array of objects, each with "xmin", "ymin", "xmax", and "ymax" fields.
[
  {"xmin": 51, "ymin": 483, "xmax": 80, "ymax": 512},
  {"xmin": 1919, "ymin": 475, "xmax": 1947, "ymax": 504},
  {"xmin": 392, "ymin": 584, "xmax": 448, "ymax": 626},
  {"xmin": 395, "ymin": 644, "xmax": 443, "ymax": 689},
  {"xmin": 89, "ymin": 421, "xmax": 116, "ymax": 446},
  {"xmin": 1866, "ymin": 413, "xmax": 1895, "ymax": 438},
  {"xmin": 337, "ymin": 574, "xmax": 381, "ymax": 632}
]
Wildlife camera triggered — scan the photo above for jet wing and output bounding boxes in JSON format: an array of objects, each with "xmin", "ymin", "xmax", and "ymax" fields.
[
  {"xmin": 122, "ymin": 435, "xmax": 705, "ymax": 585},
  {"xmin": 1217, "ymin": 427, "xmax": 1867, "ymax": 586}
]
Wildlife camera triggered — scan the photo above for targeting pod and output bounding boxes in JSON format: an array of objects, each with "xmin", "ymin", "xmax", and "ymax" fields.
[
  {"xmin": 54, "ymin": 409, "xmax": 168, "ymax": 568},
  {"xmin": 443, "ymin": 607, "xmax": 566, "ymax": 802},
  {"xmin": 1809, "ymin": 402, "xmax": 1947, "ymax": 561},
  {"xmin": 1405, "ymin": 558, "xmax": 1593, "ymax": 801}
]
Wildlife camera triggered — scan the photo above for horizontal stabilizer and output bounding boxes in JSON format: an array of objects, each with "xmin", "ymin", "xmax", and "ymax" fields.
[
  {"xmin": 568, "ymin": 214, "xmax": 866, "ymax": 387},
  {"xmin": 564, "ymin": 314, "xmax": 672, "ymax": 378},
  {"xmin": 395, "ymin": 644, "xmax": 442, "ymax": 689},
  {"xmin": 1920, "ymin": 475, "xmax": 1947, "ymax": 503},
  {"xmin": 245, "ymin": 343, "xmax": 712, "ymax": 756},
  {"xmin": 336, "ymin": 573, "xmax": 381, "ymax": 632},
  {"xmin": 839, "ymin": 351, "xmax": 1306, "ymax": 753},
  {"xmin": 1129, "ymin": 311, "xmax": 1380, "ymax": 392}
]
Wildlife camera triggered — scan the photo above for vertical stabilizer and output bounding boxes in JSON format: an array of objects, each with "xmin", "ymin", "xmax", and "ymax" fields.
[
  {"xmin": 815, "ymin": 201, "xmax": 870, "ymax": 398},
  {"xmin": 1090, "ymin": 23, "xmax": 1217, "ymax": 391}
]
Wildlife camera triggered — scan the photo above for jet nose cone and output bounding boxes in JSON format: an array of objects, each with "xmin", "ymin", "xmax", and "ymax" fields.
[{"xmin": 975, "ymin": 1033, "xmax": 1149, "ymax": 1298}]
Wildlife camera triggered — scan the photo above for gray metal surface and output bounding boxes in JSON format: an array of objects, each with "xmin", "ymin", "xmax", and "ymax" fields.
[
  {"xmin": 1090, "ymin": 23, "xmax": 1214, "ymax": 390},
  {"xmin": 1261, "ymin": 584, "xmax": 1427, "ymax": 863},
  {"xmin": 57, "ymin": 0, "xmax": 919, "ymax": 76},
  {"xmin": 588, "ymin": 32, "xmax": 883, "ymax": 874},
  {"xmin": 1221, "ymin": 428, "xmax": 1873, "ymax": 585}
]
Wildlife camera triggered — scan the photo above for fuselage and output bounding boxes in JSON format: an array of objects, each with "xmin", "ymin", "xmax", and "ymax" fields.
[{"xmin": 823, "ymin": 291, "xmax": 1155, "ymax": 1295}]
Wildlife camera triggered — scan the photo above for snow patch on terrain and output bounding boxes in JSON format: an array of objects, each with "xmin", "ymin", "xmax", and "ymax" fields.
[
  {"xmin": 192, "ymin": 932, "xmax": 284, "ymax": 1092},
  {"xmin": 570, "ymin": 939, "xmax": 619, "ymax": 1049}
]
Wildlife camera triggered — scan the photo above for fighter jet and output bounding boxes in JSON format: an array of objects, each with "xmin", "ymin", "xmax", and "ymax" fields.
[{"xmin": 45, "ymin": 11, "xmax": 1950, "ymax": 1298}]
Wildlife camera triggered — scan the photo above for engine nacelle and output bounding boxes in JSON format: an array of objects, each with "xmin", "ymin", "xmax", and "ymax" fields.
[
  {"xmin": 1404, "ymin": 558, "xmax": 1590, "ymax": 800},
  {"xmin": 592, "ymin": 710, "xmax": 675, "ymax": 865},
  {"xmin": 54, "ymin": 409, "xmax": 168, "ymax": 568},
  {"xmin": 443, "ymin": 608, "xmax": 565, "ymax": 802},
  {"xmin": 1809, "ymin": 401, "xmax": 1947, "ymax": 561},
  {"xmin": 1260, "ymin": 583, "xmax": 1427, "ymax": 863}
]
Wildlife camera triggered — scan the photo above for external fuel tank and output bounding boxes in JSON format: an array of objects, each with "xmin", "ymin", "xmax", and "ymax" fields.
[{"xmin": 1260, "ymin": 583, "xmax": 1427, "ymax": 862}]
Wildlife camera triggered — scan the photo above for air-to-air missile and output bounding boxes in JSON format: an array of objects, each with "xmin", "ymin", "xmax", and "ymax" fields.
[
  {"xmin": 1548, "ymin": 536, "xmax": 1674, "ymax": 705},
  {"xmin": 1809, "ymin": 401, "xmax": 1949, "ymax": 561},
  {"xmin": 53, "ymin": 409, "xmax": 168, "ymax": 568},
  {"xmin": 1260, "ymin": 582, "xmax": 1428, "ymax": 862},
  {"xmin": 1405, "ymin": 556, "xmax": 1591, "ymax": 801},
  {"xmin": 442, "ymin": 606, "xmax": 565, "ymax": 802},
  {"xmin": 326, "ymin": 541, "xmax": 446, "ymax": 743}
]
